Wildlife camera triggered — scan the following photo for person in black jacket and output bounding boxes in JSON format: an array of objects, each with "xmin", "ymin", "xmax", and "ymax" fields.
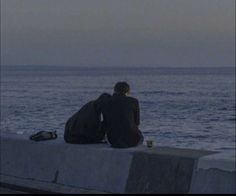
[
  {"xmin": 64, "ymin": 93, "xmax": 111, "ymax": 144},
  {"xmin": 101, "ymin": 82, "xmax": 143, "ymax": 148}
]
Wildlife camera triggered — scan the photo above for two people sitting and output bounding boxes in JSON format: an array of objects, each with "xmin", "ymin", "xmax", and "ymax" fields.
[{"xmin": 64, "ymin": 82, "xmax": 143, "ymax": 148}]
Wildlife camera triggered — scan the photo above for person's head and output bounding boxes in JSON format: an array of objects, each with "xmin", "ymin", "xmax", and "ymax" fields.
[
  {"xmin": 94, "ymin": 93, "xmax": 111, "ymax": 113},
  {"xmin": 114, "ymin": 82, "xmax": 130, "ymax": 96}
]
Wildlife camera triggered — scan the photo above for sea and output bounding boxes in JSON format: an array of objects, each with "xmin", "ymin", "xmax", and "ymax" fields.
[{"xmin": 1, "ymin": 65, "xmax": 235, "ymax": 155}]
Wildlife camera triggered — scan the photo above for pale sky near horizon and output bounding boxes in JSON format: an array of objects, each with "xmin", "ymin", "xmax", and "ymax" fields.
[{"xmin": 1, "ymin": 0, "xmax": 235, "ymax": 67}]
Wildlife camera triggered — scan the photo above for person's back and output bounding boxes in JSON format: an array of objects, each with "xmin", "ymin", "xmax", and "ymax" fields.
[
  {"xmin": 102, "ymin": 82, "xmax": 143, "ymax": 148},
  {"xmin": 64, "ymin": 93, "xmax": 111, "ymax": 144}
]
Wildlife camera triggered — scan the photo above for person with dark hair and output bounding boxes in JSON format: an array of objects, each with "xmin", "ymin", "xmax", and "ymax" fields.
[
  {"xmin": 101, "ymin": 82, "xmax": 143, "ymax": 148},
  {"xmin": 64, "ymin": 93, "xmax": 111, "ymax": 144},
  {"xmin": 114, "ymin": 82, "xmax": 130, "ymax": 95}
]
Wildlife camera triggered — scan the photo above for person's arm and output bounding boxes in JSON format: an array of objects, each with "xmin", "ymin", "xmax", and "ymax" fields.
[{"xmin": 134, "ymin": 100, "xmax": 140, "ymax": 126}]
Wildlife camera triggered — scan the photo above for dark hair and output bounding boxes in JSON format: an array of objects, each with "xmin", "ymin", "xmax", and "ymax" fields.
[
  {"xmin": 94, "ymin": 93, "xmax": 111, "ymax": 113},
  {"xmin": 114, "ymin": 82, "xmax": 130, "ymax": 95}
]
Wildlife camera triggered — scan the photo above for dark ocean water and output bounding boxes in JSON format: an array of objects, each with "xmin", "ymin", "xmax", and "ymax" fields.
[{"xmin": 1, "ymin": 66, "xmax": 235, "ymax": 154}]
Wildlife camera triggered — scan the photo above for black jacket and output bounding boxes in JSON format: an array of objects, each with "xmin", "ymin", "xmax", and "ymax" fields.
[
  {"xmin": 102, "ymin": 93, "xmax": 143, "ymax": 148},
  {"xmin": 64, "ymin": 93, "xmax": 111, "ymax": 144}
]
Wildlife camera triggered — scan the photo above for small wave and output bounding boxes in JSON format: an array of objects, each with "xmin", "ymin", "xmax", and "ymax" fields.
[
  {"xmin": 227, "ymin": 118, "xmax": 236, "ymax": 121},
  {"xmin": 139, "ymin": 91, "xmax": 185, "ymax": 96},
  {"xmin": 206, "ymin": 118, "xmax": 220, "ymax": 122},
  {"xmin": 140, "ymin": 101, "xmax": 155, "ymax": 105},
  {"xmin": 143, "ymin": 131, "xmax": 155, "ymax": 134},
  {"xmin": 177, "ymin": 135, "xmax": 209, "ymax": 139},
  {"xmin": 218, "ymin": 107, "xmax": 228, "ymax": 111},
  {"xmin": 215, "ymin": 147, "xmax": 235, "ymax": 150}
]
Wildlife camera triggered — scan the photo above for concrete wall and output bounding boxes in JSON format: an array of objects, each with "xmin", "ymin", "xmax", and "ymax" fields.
[{"xmin": 0, "ymin": 134, "xmax": 235, "ymax": 194}]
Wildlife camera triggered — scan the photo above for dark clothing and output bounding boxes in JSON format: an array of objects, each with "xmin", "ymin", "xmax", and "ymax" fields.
[
  {"xmin": 102, "ymin": 93, "xmax": 143, "ymax": 148},
  {"xmin": 64, "ymin": 94, "xmax": 111, "ymax": 144}
]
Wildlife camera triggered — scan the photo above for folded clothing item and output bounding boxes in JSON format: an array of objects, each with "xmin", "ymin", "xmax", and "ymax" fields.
[{"xmin": 29, "ymin": 131, "xmax": 57, "ymax": 142}]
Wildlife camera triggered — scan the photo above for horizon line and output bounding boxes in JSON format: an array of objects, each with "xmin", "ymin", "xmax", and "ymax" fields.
[{"xmin": 1, "ymin": 65, "xmax": 235, "ymax": 69}]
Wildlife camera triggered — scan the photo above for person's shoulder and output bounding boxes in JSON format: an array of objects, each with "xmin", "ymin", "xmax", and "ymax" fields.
[
  {"xmin": 83, "ymin": 100, "xmax": 95, "ymax": 108},
  {"xmin": 94, "ymin": 93, "xmax": 112, "ymax": 108},
  {"xmin": 126, "ymin": 96, "xmax": 139, "ymax": 103},
  {"xmin": 99, "ymin": 93, "xmax": 112, "ymax": 99},
  {"xmin": 96, "ymin": 93, "xmax": 111, "ymax": 102}
]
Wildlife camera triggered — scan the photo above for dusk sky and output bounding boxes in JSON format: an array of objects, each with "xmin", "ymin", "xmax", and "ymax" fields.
[{"xmin": 1, "ymin": 0, "xmax": 235, "ymax": 67}]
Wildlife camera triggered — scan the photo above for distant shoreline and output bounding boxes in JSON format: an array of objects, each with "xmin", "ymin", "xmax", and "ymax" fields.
[
  {"xmin": 1, "ymin": 65, "xmax": 236, "ymax": 70},
  {"xmin": 2, "ymin": 65, "xmax": 235, "ymax": 77},
  {"xmin": 1, "ymin": 64, "xmax": 235, "ymax": 70}
]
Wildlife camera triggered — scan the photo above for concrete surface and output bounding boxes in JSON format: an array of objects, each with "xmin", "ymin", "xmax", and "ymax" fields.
[
  {"xmin": 0, "ymin": 133, "xmax": 235, "ymax": 194},
  {"xmin": 0, "ymin": 187, "xmax": 29, "ymax": 194},
  {"xmin": 189, "ymin": 152, "xmax": 236, "ymax": 194}
]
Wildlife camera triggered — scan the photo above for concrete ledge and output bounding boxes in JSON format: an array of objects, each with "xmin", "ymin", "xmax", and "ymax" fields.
[
  {"xmin": 0, "ymin": 174, "xmax": 106, "ymax": 194},
  {"xmin": 190, "ymin": 153, "xmax": 236, "ymax": 194},
  {"xmin": 0, "ymin": 134, "xmax": 235, "ymax": 193}
]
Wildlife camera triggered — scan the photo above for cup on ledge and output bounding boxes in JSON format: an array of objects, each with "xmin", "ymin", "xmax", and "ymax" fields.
[
  {"xmin": 146, "ymin": 140, "xmax": 153, "ymax": 148},
  {"xmin": 145, "ymin": 136, "xmax": 155, "ymax": 148}
]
